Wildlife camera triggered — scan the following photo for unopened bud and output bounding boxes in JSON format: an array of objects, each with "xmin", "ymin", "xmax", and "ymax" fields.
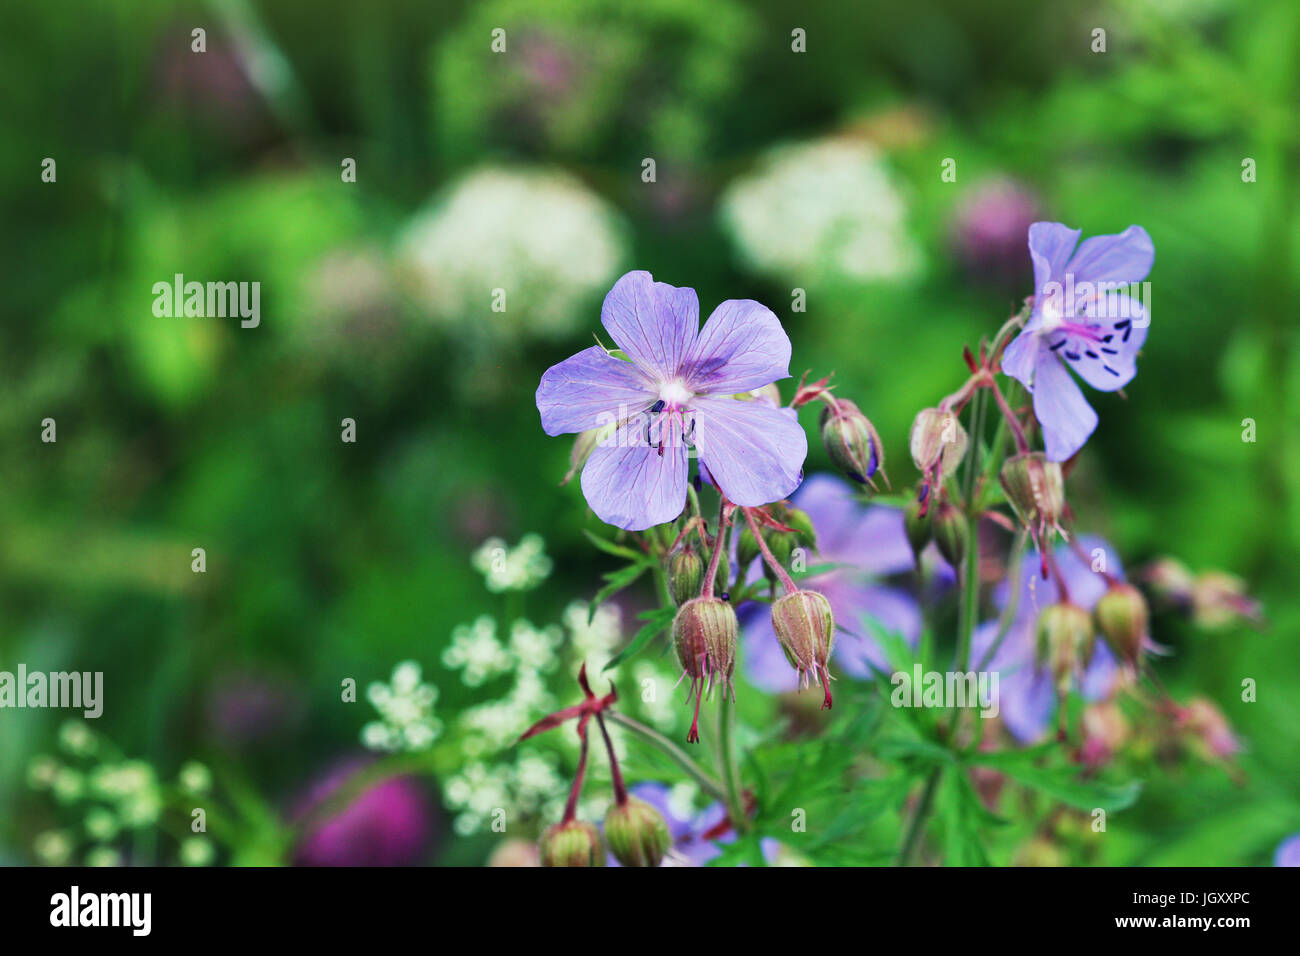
[
  {"xmin": 820, "ymin": 400, "xmax": 884, "ymax": 487},
  {"xmin": 1094, "ymin": 581, "xmax": 1148, "ymax": 668},
  {"xmin": 604, "ymin": 797, "xmax": 671, "ymax": 867},
  {"xmin": 539, "ymin": 820, "xmax": 604, "ymax": 867},
  {"xmin": 1141, "ymin": 557, "xmax": 1195, "ymax": 606},
  {"xmin": 909, "ymin": 407, "xmax": 967, "ymax": 481},
  {"xmin": 999, "ymin": 452, "xmax": 1065, "ymax": 546},
  {"xmin": 770, "ymin": 589, "xmax": 836, "ymax": 709},
  {"xmin": 1191, "ymin": 572, "xmax": 1262, "ymax": 629},
  {"xmin": 932, "ymin": 501, "xmax": 968, "ymax": 568},
  {"xmin": 672, "ymin": 597, "xmax": 739, "ymax": 742},
  {"xmin": 1178, "ymin": 697, "xmax": 1241, "ymax": 760},
  {"xmin": 903, "ymin": 496, "xmax": 932, "ymax": 566},
  {"xmin": 1034, "ymin": 602, "xmax": 1095, "ymax": 694},
  {"xmin": 665, "ymin": 548, "xmax": 704, "ymax": 605}
]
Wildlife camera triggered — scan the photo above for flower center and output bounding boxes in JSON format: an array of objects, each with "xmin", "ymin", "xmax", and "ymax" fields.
[{"xmin": 658, "ymin": 380, "xmax": 694, "ymax": 408}]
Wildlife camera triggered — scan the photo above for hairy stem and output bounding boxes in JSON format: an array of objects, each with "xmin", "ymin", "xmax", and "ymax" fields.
[
  {"xmin": 606, "ymin": 711, "xmax": 728, "ymax": 804},
  {"xmin": 717, "ymin": 693, "xmax": 748, "ymax": 834}
]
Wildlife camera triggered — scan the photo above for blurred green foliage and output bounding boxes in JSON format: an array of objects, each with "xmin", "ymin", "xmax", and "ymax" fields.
[{"xmin": 1, "ymin": 0, "xmax": 1296, "ymax": 865}]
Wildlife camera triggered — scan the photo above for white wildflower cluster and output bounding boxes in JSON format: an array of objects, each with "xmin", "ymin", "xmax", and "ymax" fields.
[
  {"xmin": 471, "ymin": 534, "xmax": 553, "ymax": 593},
  {"xmin": 720, "ymin": 137, "xmax": 921, "ymax": 285},
  {"xmin": 399, "ymin": 166, "xmax": 625, "ymax": 340},
  {"xmin": 28, "ymin": 720, "xmax": 214, "ymax": 866},
  {"xmin": 441, "ymin": 594, "xmax": 634, "ymax": 835},
  {"xmin": 362, "ymin": 661, "xmax": 442, "ymax": 753}
]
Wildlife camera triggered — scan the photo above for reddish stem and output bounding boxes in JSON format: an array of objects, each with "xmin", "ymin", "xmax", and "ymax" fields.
[
  {"xmin": 742, "ymin": 507, "xmax": 799, "ymax": 594},
  {"xmin": 560, "ymin": 723, "xmax": 590, "ymax": 824},
  {"xmin": 594, "ymin": 712, "xmax": 628, "ymax": 806}
]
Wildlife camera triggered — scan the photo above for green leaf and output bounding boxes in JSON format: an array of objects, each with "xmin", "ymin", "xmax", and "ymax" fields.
[
  {"xmin": 588, "ymin": 562, "xmax": 647, "ymax": 623},
  {"xmin": 969, "ymin": 757, "xmax": 1143, "ymax": 813},
  {"xmin": 602, "ymin": 605, "xmax": 675, "ymax": 673},
  {"xmin": 581, "ymin": 529, "xmax": 646, "ymax": 562}
]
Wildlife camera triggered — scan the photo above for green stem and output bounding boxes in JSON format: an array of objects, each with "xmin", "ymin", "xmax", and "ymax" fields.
[
  {"xmin": 606, "ymin": 711, "xmax": 728, "ymax": 805},
  {"xmin": 897, "ymin": 767, "xmax": 942, "ymax": 866},
  {"xmin": 717, "ymin": 693, "xmax": 748, "ymax": 834},
  {"xmin": 955, "ymin": 390, "xmax": 987, "ymax": 675}
]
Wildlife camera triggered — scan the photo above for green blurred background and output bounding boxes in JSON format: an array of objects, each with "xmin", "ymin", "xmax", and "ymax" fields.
[{"xmin": 1, "ymin": 0, "xmax": 1297, "ymax": 865}]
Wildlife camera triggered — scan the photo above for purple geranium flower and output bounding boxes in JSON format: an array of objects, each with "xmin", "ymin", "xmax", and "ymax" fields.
[
  {"xmin": 536, "ymin": 271, "xmax": 807, "ymax": 530},
  {"xmin": 973, "ymin": 535, "xmax": 1125, "ymax": 742},
  {"xmin": 1001, "ymin": 223, "xmax": 1154, "ymax": 462},
  {"xmin": 1274, "ymin": 833, "xmax": 1300, "ymax": 867},
  {"xmin": 740, "ymin": 474, "xmax": 951, "ymax": 691}
]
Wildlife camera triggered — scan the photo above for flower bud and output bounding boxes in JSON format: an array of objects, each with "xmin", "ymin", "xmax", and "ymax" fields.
[
  {"xmin": 665, "ymin": 548, "xmax": 704, "ymax": 605},
  {"xmin": 604, "ymin": 797, "xmax": 671, "ymax": 867},
  {"xmin": 1191, "ymin": 572, "xmax": 1262, "ymax": 629},
  {"xmin": 820, "ymin": 400, "xmax": 885, "ymax": 487},
  {"xmin": 672, "ymin": 597, "xmax": 740, "ymax": 742},
  {"xmin": 999, "ymin": 452, "xmax": 1065, "ymax": 547},
  {"xmin": 903, "ymin": 495, "xmax": 932, "ymax": 566},
  {"xmin": 1178, "ymin": 697, "xmax": 1241, "ymax": 761},
  {"xmin": 1093, "ymin": 581, "xmax": 1148, "ymax": 668},
  {"xmin": 1034, "ymin": 602, "xmax": 1095, "ymax": 694},
  {"xmin": 770, "ymin": 589, "xmax": 836, "ymax": 709},
  {"xmin": 932, "ymin": 501, "xmax": 968, "ymax": 568},
  {"xmin": 909, "ymin": 407, "xmax": 967, "ymax": 485},
  {"xmin": 1140, "ymin": 557, "xmax": 1195, "ymax": 606},
  {"xmin": 539, "ymin": 820, "xmax": 605, "ymax": 867}
]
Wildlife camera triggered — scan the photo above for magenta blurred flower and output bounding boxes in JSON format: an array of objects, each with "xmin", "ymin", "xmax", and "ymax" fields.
[
  {"xmin": 537, "ymin": 271, "xmax": 806, "ymax": 530},
  {"xmin": 950, "ymin": 177, "xmax": 1041, "ymax": 288},
  {"xmin": 292, "ymin": 761, "xmax": 435, "ymax": 867},
  {"xmin": 206, "ymin": 672, "xmax": 304, "ymax": 749},
  {"xmin": 1001, "ymin": 222, "xmax": 1154, "ymax": 461}
]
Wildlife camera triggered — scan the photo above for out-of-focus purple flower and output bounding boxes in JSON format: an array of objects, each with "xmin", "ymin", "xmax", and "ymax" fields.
[
  {"xmin": 536, "ymin": 271, "xmax": 806, "ymax": 530},
  {"xmin": 1001, "ymin": 222, "xmax": 1154, "ymax": 462},
  {"xmin": 622, "ymin": 783, "xmax": 780, "ymax": 866},
  {"xmin": 741, "ymin": 475, "xmax": 950, "ymax": 692},
  {"xmin": 292, "ymin": 760, "xmax": 435, "ymax": 867},
  {"xmin": 1274, "ymin": 834, "xmax": 1300, "ymax": 867},
  {"xmin": 206, "ymin": 672, "xmax": 304, "ymax": 750},
  {"xmin": 973, "ymin": 535, "xmax": 1125, "ymax": 742},
  {"xmin": 949, "ymin": 177, "xmax": 1041, "ymax": 289}
]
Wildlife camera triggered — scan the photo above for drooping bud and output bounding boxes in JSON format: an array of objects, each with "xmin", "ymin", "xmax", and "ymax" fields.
[
  {"xmin": 1094, "ymin": 581, "xmax": 1149, "ymax": 668},
  {"xmin": 909, "ymin": 407, "xmax": 967, "ymax": 504},
  {"xmin": 604, "ymin": 797, "xmax": 671, "ymax": 868},
  {"xmin": 539, "ymin": 820, "xmax": 605, "ymax": 867},
  {"xmin": 770, "ymin": 589, "xmax": 836, "ymax": 709},
  {"xmin": 932, "ymin": 501, "xmax": 968, "ymax": 568},
  {"xmin": 665, "ymin": 547, "xmax": 705, "ymax": 606},
  {"xmin": 903, "ymin": 495, "xmax": 932, "ymax": 567},
  {"xmin": 1177, "ymin": 697, "xmax": 1241, "ymax": 761},
  {"xmin": 672, "ymin": 597, "xmax": 739, "ymax": 742},
  {"xmin": 1140, "ymin": 557, "xmax": 1196, "ymax": 607},
  {"xmin": 1190, "ymin": 572, "xmax": 1263, "ymax": 629},
  {"xmin": 820, "ymin": 399, "xmax": 886, "ymax": 488},
  {"xmin": 1079, "ymin": 701, "xmax": 1129, "ymax": 769},
  {"xmin": 1034, "ymin": 602, "xmax": 1095, "ymax": 694},
  {"xmin": 999, "ymin": 452, "xmax": 1066, "ymax": 552}
]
